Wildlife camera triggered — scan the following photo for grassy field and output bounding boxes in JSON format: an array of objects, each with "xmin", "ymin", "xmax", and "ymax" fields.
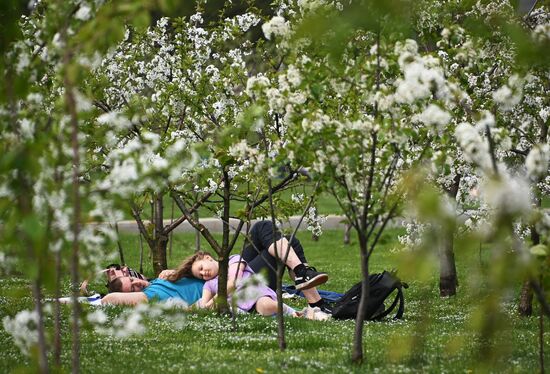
[{"xmin": 0, "ymin": 228, "xmax": 548, "ymax": 373}]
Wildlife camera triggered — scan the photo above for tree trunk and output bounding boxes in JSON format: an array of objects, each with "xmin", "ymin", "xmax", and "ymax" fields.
[
  {"xmin": 216, "ymin": 256, "xmax": 230, "ymax": 314},
  {"xmin": 439, "ymin": 234, "xmax": 458, "ymax": 296},
  {"xmin": 151, "ymin": 194, "xmax": 168, "ymax": 276},
  {"xmin": 538, "ymin": 274, "xmax": 544, "ymax": 374},
  {"xmin": 352, "ymin": 234, "xmax": 369, "ymax": 364},
  {"xmin": 519, "ymin": 195, "xmax": 541, "ymax": 316},
  {"xmin": 519, "ymin": 280, "xmax": 534, "ymax": 316},
  {"xmin": 152, "ymin": 237, "xmax": 169, "ymax": 277},
  {"xmin": 344, "ymin": 223, "xmax": 351, "ymax": 245},
  {"xmin": 53, "ymin": 250, "xmax": 62, "ymax": 367},
  {"xmin": 64, "ymin": 51, "xmax": 81, "ymax": 374},
  {"xmin": 32, "ymin": 281, "xmax": 49, "ymax": 374},
  {"xmin": 276, "ymin": 261, "xmax": 286, "ymax": 350},
  {"xmin": 440, "ymin": 174, "xmax": 460, "ymax": 297}
]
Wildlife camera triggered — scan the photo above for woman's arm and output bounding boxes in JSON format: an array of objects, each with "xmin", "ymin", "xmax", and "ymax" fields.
[
  {"xmin": 101, "ymin": 292, "xmax": 148, "ymax": 306},
  {"xmin": 197, "ymin": 287, "xmax": 215, "ymax": 309},
  {"xmin": 227, "ymin": 261, "xmax": 246, "ymax": 296},
  {"xmin": 158, "ymin": 269, "xmax": 176, "ymax": 279}
]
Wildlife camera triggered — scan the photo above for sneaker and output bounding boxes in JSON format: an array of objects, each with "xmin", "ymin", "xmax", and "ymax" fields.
[
  {"xmin": 303, "ymin": 306, "xmax": 331, "ymax": 321},
  {"xmin": 294, "ymin": 266, "xmax": 328, "ymax": 291}
]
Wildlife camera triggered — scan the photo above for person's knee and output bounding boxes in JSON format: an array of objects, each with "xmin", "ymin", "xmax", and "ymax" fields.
[{"xmin": 255, "ymin": 297, "xmax": 276, "ymax": 316}]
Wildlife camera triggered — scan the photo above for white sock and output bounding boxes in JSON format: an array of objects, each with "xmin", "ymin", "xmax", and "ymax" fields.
[{"xmin": 283, "ymin": 303, "xmax": 296, "ymax": 316}]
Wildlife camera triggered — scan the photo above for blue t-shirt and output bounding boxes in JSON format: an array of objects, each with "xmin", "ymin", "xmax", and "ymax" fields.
[{"xmin": 143, "ymin": 278, "xmax": 204, "ymax": 305}]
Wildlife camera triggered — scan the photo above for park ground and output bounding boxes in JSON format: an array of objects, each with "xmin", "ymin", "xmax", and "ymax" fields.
[{"xmin": 0, "ymin": 228, "xmax": 548, "ymax": 373}]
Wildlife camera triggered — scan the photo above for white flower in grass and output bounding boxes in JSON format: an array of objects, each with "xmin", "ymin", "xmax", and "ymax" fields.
[
  {"xmin": 262, "ymin": 16, "xmax": 290, "ymax": 40},
  {"xmin": 526, "ymin": 144, "xmax": 550, "ymax": 178},
  {"xmin": 87, "ymin": 309, "xmax": 108, "ymax": 325}
]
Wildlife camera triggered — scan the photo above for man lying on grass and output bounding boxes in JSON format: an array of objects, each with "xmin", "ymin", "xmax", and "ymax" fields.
[{"xmin": 100, "ymin": 272, "xmax": 204, "ymax": 306}]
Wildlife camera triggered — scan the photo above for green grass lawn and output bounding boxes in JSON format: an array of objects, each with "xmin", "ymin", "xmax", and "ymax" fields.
[{"xmin": 0, "ymin": 228, "xmax": 548, "ymax": 373}]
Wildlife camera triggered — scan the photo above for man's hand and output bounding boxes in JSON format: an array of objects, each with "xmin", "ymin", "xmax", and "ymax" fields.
[{"xmin": 158, "ymin": 269, "xmax": 176, "ymax": 280}]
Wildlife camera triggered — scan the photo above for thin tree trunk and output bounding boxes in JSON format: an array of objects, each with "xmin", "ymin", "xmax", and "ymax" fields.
[
  {"xmin": 520, "ymin": 194, "xmax": 541, "ymax": 315},
  {"xmin": 169, "ymin": 200, "xmax": 175, "ymax": 259},
  {"xmin": 32, "ymin": 282, "xmax": 49, "ymax": 374},
  {"xmin": 344, "ymin": 223, "xmax": 351, "ymax": 245},
  {"xmin": 539, "ymin": 273, "xmax": 544, "ymax": 374},
  {"xmin": 152, "ymin": 237, "xmax": 169, "ymax": 277},
  {"xmin": 216, "ymin": 256, "xmax": 230, "ymax": 314},
  {"xmin": 139, "ymin": 231, "xmax": 144, "ymax": 274},
  {"xmin": 53, "ymin": 249, "xmax": 62, "ymax": 367},
  {"xmin": 216, "ymin": 169, "xmax": 231, "ymax": 314},
  {"xmin": 439, "ymin": 235, "xmax": 458, "ymax": 296},
  {"xmin": 440, "ymin": 174, "xmax": 460, "ymax": 297},
  {"xmin": 352, "ymin": 234, "xmax": 369, "ymax": 364},
  {"xmin": 151, "ymin": 194, "xmax": 168, "ymax": 275},
  {"xmin": 519, "ymin": 280, "xmax": 534, "ymax": 316},
  {"xmin": 276, "ymin": 261, "xmax": 286, "ymax": 350},
  {"xmin": 64, "ymin": 52, "xmax": 81, "ymax": 374},
  {"xmin": 114, "ymin": 222, "xmax": 125, "ymax": 264},
  {"xmin": 194, "ymin": 184, "xmax": 201, "ymax": 252}
]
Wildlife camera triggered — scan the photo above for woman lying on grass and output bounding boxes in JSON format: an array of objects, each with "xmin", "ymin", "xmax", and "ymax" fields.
[{"xmin": 172, "ymin": 237, "xmax": 329, "ymax": 317}]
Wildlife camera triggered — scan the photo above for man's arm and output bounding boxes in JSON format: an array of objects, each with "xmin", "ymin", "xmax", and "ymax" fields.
[{"xmin": 101, "ymin": 292, "xmax": 148, "ymax": 306}]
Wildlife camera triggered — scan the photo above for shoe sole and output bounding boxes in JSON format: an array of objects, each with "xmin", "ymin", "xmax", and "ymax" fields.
[{"xmin": 295, "ymin": 274, "xmax": 329, "ymax": 291}]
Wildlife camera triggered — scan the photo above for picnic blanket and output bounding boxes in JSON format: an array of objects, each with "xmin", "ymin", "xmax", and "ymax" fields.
[{"xmin": 282, "ymin": 285, "xmax": 343, "ymax": 302}]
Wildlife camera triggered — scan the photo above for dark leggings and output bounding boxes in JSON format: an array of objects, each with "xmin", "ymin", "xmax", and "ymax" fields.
[{"xmin": 241, "ymin": 220, "xmax": 308, "ymax": 290}]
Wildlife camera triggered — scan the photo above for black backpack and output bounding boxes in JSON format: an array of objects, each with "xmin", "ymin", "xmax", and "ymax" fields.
[{"xmin": 331, "ymin": 270, "xmax": 408, "ymax": 321}]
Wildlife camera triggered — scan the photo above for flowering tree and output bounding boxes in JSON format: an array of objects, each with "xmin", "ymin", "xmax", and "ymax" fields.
[
  {"xmin": 0, "ymin": 0, "xmax": 164, "ymax": 371},
  {"xmin": 248, "ymin": 0, "xmax": 470, "ymax": 362}
]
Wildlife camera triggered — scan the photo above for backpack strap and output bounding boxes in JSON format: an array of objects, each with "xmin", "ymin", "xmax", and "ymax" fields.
[{"xmin": 371, "ymin": 286, "xmax": 405, "ymax": 320}]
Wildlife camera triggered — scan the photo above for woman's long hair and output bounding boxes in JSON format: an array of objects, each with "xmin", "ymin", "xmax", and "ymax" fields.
[{"xmin": 167, "ymin": 251, "xmax": 213, "ymax": 282}]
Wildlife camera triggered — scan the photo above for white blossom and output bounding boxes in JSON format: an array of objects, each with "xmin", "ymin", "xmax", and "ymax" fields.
[
  {"xmin": 74, "ymin": 4, "xmax": 92, "ymax": 21},
  {"xmin": 526, "ymin": 144, "xmax": 550, "ymax": 178},
  {"xmin": 418, "ymin": 104, "xmax": 451, "ymax": 128},
  {"xmin": 3, "ymin": 310, "xmax": 39, "ymax": 356},
  {"xmin": 262, "ymin": 16, "xmax": 290, "ymax": 40}
]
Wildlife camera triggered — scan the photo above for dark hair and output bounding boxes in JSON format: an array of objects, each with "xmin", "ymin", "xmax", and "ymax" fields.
[
  {"xmin": 107, "ymin": 277, "xmax": 124, "ymax": 293},
  {"xmin": 167, "ymin": 251, "xmax": 213, "ymax": 282}
]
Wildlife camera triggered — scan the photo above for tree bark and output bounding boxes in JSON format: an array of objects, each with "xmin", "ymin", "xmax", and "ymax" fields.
[
  {"xmin": 344, "ymin": 223, "xmax": 351, "ymax": 245},
  {"xmin": 64, "ymin": 51, "xmax": 81, "ymax": 374},
  {"xmin": 519, "ymin": 280, "xmax": 534, "ymax": 316},
  {"xmin": 439, "ymin": 235, "xmax": 458, "ymax": 296},
  {"xmin": 152, "ymin": 236, "xmax": 169, "ymax": 277},
  {"xmin": 53, "ymin": 249, "xmax": 62, "ymax": 367},
  {"xmin": 32, "ymin": 282, "xmax": 49, "ymax": 374},
  {"xmin": 439, "ymin": 174, "xmax": 460, "ymax": 297},
  {"xmin": 352, "ymin": 234, "xmax": 369, "ymax": 364},
  {"xmin": 519, "ymin": 194, "xmax": 541, "ymax": 316},
  {"xmin": 216, "ymin": 256, "xmax": 230, "ymax": 314}
]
